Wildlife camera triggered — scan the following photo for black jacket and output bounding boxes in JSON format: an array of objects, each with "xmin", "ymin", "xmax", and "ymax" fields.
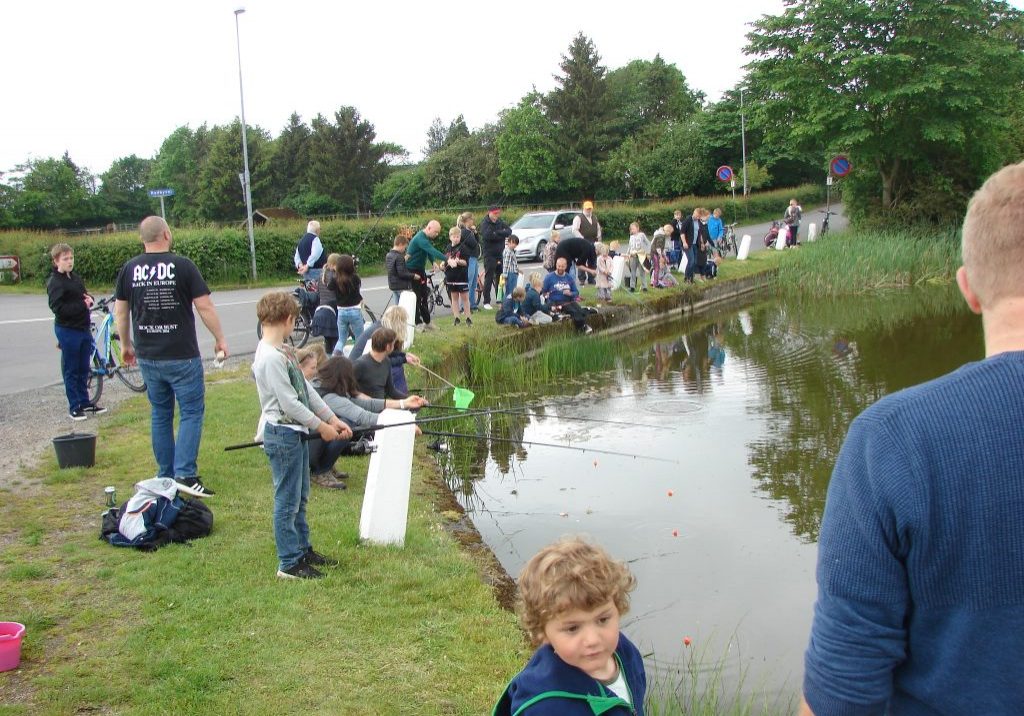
[
  {"xmin": 460, "ymin": 226, "xmax": 480, "ymax": 259},
  {"xmin": 480, "ymin": 216, "xmax": 512, "ymax": 258},
  {"xmin": 46, "ymin": 268, "xmax": 91, "ymax": 331},
  {"xmin": 386, "ymin": 249, "xmax": 414, "ymax": 291}
]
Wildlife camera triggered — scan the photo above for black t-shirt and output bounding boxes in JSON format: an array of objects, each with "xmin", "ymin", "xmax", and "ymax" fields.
[
  {"xmin": 555, "ymin": 237, "xmax": 596, "ymax": 266},
  {"xmin": 114, "ymin": 252, "xmax": 210, "ymax": 360},
  {"xmin": 444, "ymin": 243, "xmax": 470, "ymax": 285}
]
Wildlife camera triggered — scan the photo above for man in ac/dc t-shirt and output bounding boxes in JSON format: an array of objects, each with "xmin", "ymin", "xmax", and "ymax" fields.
[{"xmin": 114, "ymin": 216, "xmax": 228, "ymax": 496}]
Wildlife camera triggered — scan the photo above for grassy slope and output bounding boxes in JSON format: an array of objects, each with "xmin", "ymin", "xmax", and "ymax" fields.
[{"xmin": 0, "ymin": 377, "xmax": 523, "ymax": 715}]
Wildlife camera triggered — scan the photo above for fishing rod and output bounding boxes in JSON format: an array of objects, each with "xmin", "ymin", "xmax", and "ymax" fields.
[
  {"xmin": 413, "ymin": 363, "xmax": 458, "ymax": 389},
  {"xmin": 351, "ymin": 185, "xmax": 405, "ymax": 268},
  {"xmin": 222, "ymin": 405, "xmax": 509, "ymax": 452},
  {"xmin": 420, "ymin": 404, "xmax": 663, "ymax": 430},
  {"xmin": 419, "ymin": 430, "xmax": 678, "ymax": 464}
]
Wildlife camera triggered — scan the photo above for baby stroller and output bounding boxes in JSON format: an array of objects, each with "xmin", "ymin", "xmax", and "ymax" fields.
[{"xmin": 763, "ymin": 221, "xmax": 782, "ymax": 248}]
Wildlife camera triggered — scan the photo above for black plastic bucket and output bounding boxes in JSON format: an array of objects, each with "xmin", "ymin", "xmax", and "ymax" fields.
[{"xmin": 52, "ymin": 433, "xmax": 96, "ymax": 469}]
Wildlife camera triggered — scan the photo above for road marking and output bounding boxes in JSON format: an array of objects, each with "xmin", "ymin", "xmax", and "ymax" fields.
[
  {"xmin": 0, "ymin": 317, "xmax": 53, "ymax": 325},
  {"xmin": 0, "ymin": 285, "xmax": 392, "ymax": 323}
]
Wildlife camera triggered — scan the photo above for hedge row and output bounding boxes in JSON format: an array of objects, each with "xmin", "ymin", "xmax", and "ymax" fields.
[{"xmin": 0, "ymin": 185, "xmax": 824, "ymax": 286}]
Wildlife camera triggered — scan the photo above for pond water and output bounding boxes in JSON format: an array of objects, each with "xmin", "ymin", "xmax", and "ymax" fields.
[{"xmin": 439, "ymin": 288, "xmax": 983, "ymax": 710}]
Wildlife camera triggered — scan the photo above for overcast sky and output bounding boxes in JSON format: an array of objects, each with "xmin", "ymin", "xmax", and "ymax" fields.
[{"xmin": 5, "ymin": 0, "xmax": 1017, "ymax": 180}]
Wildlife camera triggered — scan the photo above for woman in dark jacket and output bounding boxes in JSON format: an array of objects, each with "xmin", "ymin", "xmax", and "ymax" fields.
[
  {"xmin": 46, "ymin": 242, "xmax": 103, "ymax": 420},
  {"xmin": 458, "ymin": 212, "xmax": 481, "ymax": 310}
]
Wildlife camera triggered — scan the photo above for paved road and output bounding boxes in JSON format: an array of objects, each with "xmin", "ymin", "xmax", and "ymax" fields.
[{"xmin": 0, "ymin": 204, "xmax": 846, "ymax": 397}]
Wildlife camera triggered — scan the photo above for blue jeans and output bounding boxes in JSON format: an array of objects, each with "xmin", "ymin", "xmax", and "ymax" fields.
[
  {"xmin": 468, "ymin": 256, "xmax": 479, "ymax": 309},
  {"xmin": 500, "ymin": 315, "xmax": 525, "ymax": 327},
  {"xmin": 504, "ymin": 271, "xmax": 518, "ymax": 295},
  {"xmin": 567, "ymin": 264, "xmax": 578, "ymax": 284},
  {"xmin": 308, "ymin": 435, "xmax": 351, "ymax": 474},
  {"xmin": 263, "ymin": 423, "xmax": 311, "ymax": 571},
  {"xmin": 684, "ymin": 245, "xmax": 696, "ymax": 281},
  {"xmin": 336, "ymin": 307, "xmax": 365, "ymax": 349},
  {"xmin": 391, "ymin": 290, "xmax": 403, "ymax": 307},
  {"xmin": 55, "ymin": 325, "xmax": 93, "ymax": 412},
  {"xmin": 138, "ymin": 357, "xmax": 205, "ymax": 479},
  {"xmin": 304, "ymin": 267, "xmax": 323, "ymax": 284}
]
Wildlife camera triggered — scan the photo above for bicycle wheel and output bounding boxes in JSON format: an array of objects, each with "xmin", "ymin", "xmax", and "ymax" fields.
[
  {"xmin": 88, "ymin": 356, "xmax": 104, "ymax": 405},
  {"xmin": 110, "ymin": 332, "xmax": 147, "ymax": 393},
  {"xmin": 291, "ymin": 312, "xmax": 311, "ymax": 348}
]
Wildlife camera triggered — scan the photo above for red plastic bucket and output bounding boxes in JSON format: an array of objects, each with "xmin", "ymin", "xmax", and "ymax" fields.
[{"xmin": 0, "ymin": 622, "xmax": 25, "ymax": 671}]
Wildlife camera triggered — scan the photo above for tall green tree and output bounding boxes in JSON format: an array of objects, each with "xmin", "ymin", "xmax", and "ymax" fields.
[
  {"xmin": 747, "ymin": 0, "xmax": 1024, "ymax": 220},
  {"xmin": 99, "ymin": 155, "xmax": 152, "ymax": 222},
  {"xmin": 194, "ymin": 121, "xmax": 271, "ymax": 221},
  {"xmin": 267, "ymin": 112, "xmax": 311, "ymax": 204},
  {"xmin": 544, "ymin": 33, "xmax": 614, "ymax": 197},
  {"xmin": 11, "ymin": 153, "xmax": 105, "ymax": 228},
  {"xmin": 605, "ymin": 56, "xmax": 704, "ymax": 138},
  {"xmin": 423, "ymin": 127, "xmax": 500, "ymax": 206},
  {"xmin": 602, "ymin": 120, "xmax": 714, "ymax": 198},
  {"xmin": 496, "ymin": 96, "xmax": 560, "ymax": 199},
  {"xmin": 306, "ymin": 107, "xmax": 401, "ymax": 213},
  {"xmin": 149, "ymin": 125, "xmax": 214, "ymax": 223}
]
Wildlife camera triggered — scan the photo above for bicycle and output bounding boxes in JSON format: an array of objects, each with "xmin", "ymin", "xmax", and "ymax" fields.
[
  {"xmin": 712, "ymin": 223, "xmax": 738, "ymax": 258},
  {"xmin": 87, "ymin": 296, "xmax": 147, "ymax": 405},
  {"xmin": 255, "ymin": 278, "xmax": 314, "ymax": 348},
  {"xmin": 819, "ymin": 209, "xmax": 838, "ymax": 237},
  {"xmin": 425, "ymin": 270, "xmax": 450, "ymax": 316}
]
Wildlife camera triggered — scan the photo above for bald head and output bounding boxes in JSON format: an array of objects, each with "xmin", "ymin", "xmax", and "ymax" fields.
[
  {"xmin": 140, "ymin": 216, "xmax": 170, "ymax": 244},
  {"xmin": 962, "ymin": 161, "xmax": 1024, "ymax": 308},
  {"xmin": 425, "ymin": 220, "xmax": 441, "ymax": 238}
]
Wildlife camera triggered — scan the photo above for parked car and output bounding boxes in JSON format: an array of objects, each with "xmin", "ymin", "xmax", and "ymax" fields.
[{"xmin": 510, "ymin": 210, "xmax": 582, "ymax": 261}]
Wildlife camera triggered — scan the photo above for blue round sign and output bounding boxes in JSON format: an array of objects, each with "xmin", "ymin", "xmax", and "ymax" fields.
[
  {"xmin": 716, "ymin": 165, "xmax": 734, "ymax": 183},
  {"xmin": 830, "ymin": 155, "xmax": 852, "ymax": 177}
]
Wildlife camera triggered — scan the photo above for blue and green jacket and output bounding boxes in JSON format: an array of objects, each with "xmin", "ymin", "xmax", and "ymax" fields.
[{"xmin": 493, "ymin": 633, "xmax": 646, "ymax": 716}]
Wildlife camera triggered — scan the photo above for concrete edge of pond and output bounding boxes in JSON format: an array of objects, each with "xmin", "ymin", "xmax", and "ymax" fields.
[{"xmin": 426, "ymin": 267, "xmax": 780, "ymax": 617}]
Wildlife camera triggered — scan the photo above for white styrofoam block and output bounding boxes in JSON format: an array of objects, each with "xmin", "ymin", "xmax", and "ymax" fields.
[{"xmin": 358, "ymin": 409, "xmax": 416, "ymax": 546}]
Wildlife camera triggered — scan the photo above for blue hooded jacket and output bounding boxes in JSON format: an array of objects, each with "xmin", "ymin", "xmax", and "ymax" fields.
[{"xmin": 493, "ymin": 633, "xmax": 646, "ymax": 715}]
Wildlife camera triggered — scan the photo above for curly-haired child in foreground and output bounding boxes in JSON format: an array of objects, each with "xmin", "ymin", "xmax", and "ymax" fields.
[{"xmin": 493, "ymin": 536, "xmax": 646, "ymax": 715}]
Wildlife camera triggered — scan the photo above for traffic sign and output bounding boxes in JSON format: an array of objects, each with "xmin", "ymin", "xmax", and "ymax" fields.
[
  {"xmin": 716, "ymin": 165, "xmax": 734, "ymax": 183},
  {"xmin": 148, "ymin": 188, "xmax": 175, "ymax": 198},
  {"xmin": 0, "ymin": 255, "xmax": 20, "ymax": 284},
  {"xmin": 829, "ymin": 155, "xmax": 851, "ymax": 178}
]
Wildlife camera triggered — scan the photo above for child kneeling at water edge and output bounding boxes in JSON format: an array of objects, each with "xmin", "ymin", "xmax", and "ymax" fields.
[
  {"xmin": 254, "ymin": 291, "xmax": 353, "ymax": 580},
  {"xmin": 493, "ymin": 536, "xmax": 646, "ymax": 715}
]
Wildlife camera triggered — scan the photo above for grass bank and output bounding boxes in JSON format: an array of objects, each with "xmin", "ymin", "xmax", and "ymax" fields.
[{"xmin": 0, "ymin": 375, "xmax": 524, "ymax": 714}]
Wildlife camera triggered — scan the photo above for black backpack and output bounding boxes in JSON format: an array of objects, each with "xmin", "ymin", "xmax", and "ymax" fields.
[{"xmin": 167, "ymin": 498, "xmax": 214, "ymax": 543}]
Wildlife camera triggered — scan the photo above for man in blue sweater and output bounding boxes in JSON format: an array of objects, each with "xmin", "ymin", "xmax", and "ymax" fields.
[{"xmin": 801, "ymin": 162, "xmax": 1024, "ymax": 715}]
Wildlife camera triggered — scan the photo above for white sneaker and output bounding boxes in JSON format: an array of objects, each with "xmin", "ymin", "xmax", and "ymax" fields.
[{"xmin": 483, "ymin": 303, "xmax": 493, "ymax": 310}]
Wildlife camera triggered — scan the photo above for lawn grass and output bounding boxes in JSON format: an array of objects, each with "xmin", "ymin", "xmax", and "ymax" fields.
[{"xmin": 0, "ymin": 374, "xmax": 525, "ymax": 715}]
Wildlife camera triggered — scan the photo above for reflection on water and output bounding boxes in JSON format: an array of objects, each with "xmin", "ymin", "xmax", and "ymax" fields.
[{"xmin": 439, "ymin": 288, "xmax": 983, "ymax": 709}]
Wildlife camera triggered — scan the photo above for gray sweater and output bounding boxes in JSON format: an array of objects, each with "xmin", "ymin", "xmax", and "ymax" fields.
[
  {"xmin": 253, "ymin": 340, "xmax": 333, "ymax": 432},
  {"xmin": 309, "ymin": 378, "xmax": 385, "ymax": 430}
]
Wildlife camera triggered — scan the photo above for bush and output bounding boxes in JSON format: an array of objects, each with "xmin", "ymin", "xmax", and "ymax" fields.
[{"xmin": 0, "ymin": 185, "xmax": 825, "ymax": 286}]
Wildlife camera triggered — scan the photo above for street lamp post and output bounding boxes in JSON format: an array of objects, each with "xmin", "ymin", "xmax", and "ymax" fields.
[
  {"xmin": 234, "ymin": 7, "xmax": 258, "ymax": 280},
  {"xmin": 740, "ymin": 87, "xmax": 749, "ymax": 197}
]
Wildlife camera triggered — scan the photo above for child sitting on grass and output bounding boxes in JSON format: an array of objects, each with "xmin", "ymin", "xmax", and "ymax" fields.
[
  {"xmin": 253, "ymin": 291, "xmax": 352, "ymax": 580},
  {"xmin": 495, "ymin": 286, "xmax": 530, "ymax": 328},
  {"xmin": 493, "ymin": 536, "xmax": 647, "ymax": 715}
]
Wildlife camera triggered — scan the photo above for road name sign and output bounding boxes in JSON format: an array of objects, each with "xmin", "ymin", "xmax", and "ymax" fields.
[{"xmin": 148, "ymin": 188, "xmax": 175, "ymax": 198}]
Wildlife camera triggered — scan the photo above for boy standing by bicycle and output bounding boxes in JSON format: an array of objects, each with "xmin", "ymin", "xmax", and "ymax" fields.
[{"xmin": 47, "ymin": 243, "xmax": 105, "ymax": 420}]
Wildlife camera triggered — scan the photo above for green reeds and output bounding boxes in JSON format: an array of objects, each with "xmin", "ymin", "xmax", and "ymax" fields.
[
  {"xmin": 467, "ymin": 333, "xmax": 622, "ymax": 388},
  {"xmin": 775, "ymin": 229, "xmax": 960, "ymax": 297}
]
